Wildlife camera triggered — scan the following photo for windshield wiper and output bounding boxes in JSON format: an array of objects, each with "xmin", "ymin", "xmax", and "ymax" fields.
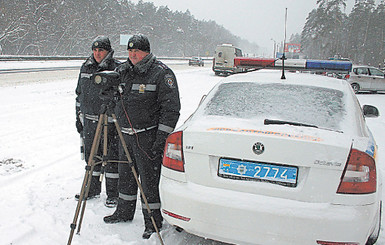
[
  {"xmin": 264, "ymin": 119, "xmax": 318, "ymax": 128},
  {"xmin": 264, "ymin": 119, "xmax": 343, "ymax": 133}
]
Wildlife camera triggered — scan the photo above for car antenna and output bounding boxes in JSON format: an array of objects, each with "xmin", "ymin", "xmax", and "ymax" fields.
[{"xmin": 281, "ymin": 8, "xmax": 288, "ymax": 80}]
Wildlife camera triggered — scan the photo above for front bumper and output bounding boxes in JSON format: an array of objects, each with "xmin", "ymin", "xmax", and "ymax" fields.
[{"xmin": 160, "ymin": 176, "xmax": 378, "ymax": 245}]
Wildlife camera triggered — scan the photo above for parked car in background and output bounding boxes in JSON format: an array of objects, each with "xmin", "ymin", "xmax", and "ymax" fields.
[
  {"xmin": 160, "ymin": 70, "xmax": 382, "ymax": 245},
  {"xmin": 347, "ymin": 65, "xmax": 385, "ymax": 93},
  {"xmin": 188, "ymin": 57, "xmax": 204, "ymax": 66}
]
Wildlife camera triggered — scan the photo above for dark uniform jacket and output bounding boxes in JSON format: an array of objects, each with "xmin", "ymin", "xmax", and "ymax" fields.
[
  {"xmin": 115, "ymin": 53, "xmax": 181, "ymax": 153},
  {"xmin": 76, "ymin": 50, "xmax": 121, "ymax": 118}
]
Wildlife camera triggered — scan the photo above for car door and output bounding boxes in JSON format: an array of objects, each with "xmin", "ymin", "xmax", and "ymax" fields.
[
  {"xmin": 368, "ymin": 67, "xmax": 385, "ymax": 91},
  {"xmin": 353, "ymin": 67, "xmax": 372, "ymax": 90}
]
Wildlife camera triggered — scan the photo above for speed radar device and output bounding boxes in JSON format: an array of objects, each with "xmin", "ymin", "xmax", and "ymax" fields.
[
  {"xmin": 91, "ymin": 71, "xmax": 121, "ymax": 100},
  {"xmin": 92, "ymin": 71, "xmax": 120, "ymax": 87}
]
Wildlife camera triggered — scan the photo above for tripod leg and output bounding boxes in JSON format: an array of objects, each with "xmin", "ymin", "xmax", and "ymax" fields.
[
  {"xmin": 111, "ymin": 114, "xmax": 164, "ymax": 245},
  {"xmin": 76, "ymin": 115, "xmax": 105, "ymax": 234},
  {"xmin": 99, "ymin": 115, "xmax": 109, "ymax": 182},
  {"xmin": 67, "ymin": 114, "xmax": 104, "ymax": 245}
]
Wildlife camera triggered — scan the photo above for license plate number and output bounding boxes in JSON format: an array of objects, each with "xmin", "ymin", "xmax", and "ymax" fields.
[{"xmin": 218, "ymin": 158, "xmax": 298, "ymax": 186}]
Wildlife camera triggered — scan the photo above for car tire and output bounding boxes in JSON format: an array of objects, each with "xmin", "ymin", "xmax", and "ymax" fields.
[
  {"xmin": 351, "ymin": 83, "xmax": 360, "ymax": 94},
  {"xmin": 366, "ymin": 201, "xmax": 382, "ymax": 245}
]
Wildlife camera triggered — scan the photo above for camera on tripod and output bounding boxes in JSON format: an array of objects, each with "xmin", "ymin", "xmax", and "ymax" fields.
[
  {"xmin": 92, "ymin": 71, "xmax": 121, "ymax": 101},
  {"xmin": 92, "ymin": 71, "xmax": 120, "ymax": 88}
]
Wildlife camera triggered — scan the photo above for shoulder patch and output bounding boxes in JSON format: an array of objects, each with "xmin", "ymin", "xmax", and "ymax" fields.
[{"xmin": 164, "ymin": 74, "xmax": 176, "ymax": 88}]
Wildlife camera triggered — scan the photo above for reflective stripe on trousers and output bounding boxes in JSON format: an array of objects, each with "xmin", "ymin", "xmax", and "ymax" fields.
[
  {"xmin": 92, "ymin": 171, "xmax": 101, "ymax": 177},
  {"xmin": 105, "ymin": 172, "xmax": 119, "ymax": 179},
  {"xmin": 119, "ymin": 192, "xmax": 137, "ymax": 201},
  {"xmin": 143, "ymin": 202, "xmax": 161, "ymax": 210}
]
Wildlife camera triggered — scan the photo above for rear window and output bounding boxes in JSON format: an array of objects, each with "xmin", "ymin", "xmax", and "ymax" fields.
[
  {"xmin": 204, "ymin": 82, "xmax": 346, "ymax": 130},
  {"xmin": 369, "ymin": 68, "xmax": 384, "ymax": 76}
]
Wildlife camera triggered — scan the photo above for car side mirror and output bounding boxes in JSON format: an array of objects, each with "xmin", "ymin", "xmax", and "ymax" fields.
[{"xmin": 363, "ymin": 105, "xmax": 379, "ymax": 118}]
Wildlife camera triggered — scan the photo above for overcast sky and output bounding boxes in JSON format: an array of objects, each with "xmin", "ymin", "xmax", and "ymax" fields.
[{"xmin": 130, "ymin": 0, "xmax": 367, "ymax": 54}]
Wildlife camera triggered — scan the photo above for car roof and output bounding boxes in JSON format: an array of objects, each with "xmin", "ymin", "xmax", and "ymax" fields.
[
  {"xmin": 220, "ymin": 69, "xmax": 350, "ymax": 91},
  {"xmin": 352, "ymin": 65, "xmax": 378, "ymax": 69}
]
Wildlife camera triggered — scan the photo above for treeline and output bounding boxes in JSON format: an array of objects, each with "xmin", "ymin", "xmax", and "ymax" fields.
[
  {"xmin": 300, "ymin": 0, "xmax": 385, "ymax": 66},
  {"xmin": 0, "ymin": 0, "xmax": 259, "ymax": 57}
]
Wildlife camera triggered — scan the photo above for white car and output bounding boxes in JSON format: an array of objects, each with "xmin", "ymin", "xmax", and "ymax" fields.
[
  {"xmin": 160, "ymin": 70, "xmax": 382, "ymax": 245},
  {"xmin": 347, "ymin": 65, "xmax": 385, "ymax": 93}
]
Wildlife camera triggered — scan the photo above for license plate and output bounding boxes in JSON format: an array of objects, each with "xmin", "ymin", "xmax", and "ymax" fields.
[{"xmin": 218, "ymin": 158, "xmax": 298, "ymax": 186}]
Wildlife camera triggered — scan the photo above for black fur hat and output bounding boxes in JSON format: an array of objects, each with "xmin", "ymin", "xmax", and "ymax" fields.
[
  {"xmin": 127, "ymin": 34, "xmax": 150, "ymax": 52},
  {"xmin": 91, "ymin": 36, "xmax": 111, "ymax": 51}
]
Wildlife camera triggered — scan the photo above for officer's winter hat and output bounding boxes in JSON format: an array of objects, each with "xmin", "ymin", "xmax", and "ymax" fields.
[
  {"xmin": 91, "ymin": 36, "xmax": 111, "ymax": 51},
  {"xmin": 127, "ymin": 34, "xmax": 150, "ymax": 52}
]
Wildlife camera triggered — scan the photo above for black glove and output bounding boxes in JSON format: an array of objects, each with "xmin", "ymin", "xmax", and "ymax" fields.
[
  {"xmin": 150, "ymin": 130, "xmax": 169, "ymax": 159},
  {"xmin": 150, "ymin": 143, "xmax": 163, "ymax": 160},
  {"xmin": 76, "ymin": 117, "xmax": 83, "ymax": 133}
]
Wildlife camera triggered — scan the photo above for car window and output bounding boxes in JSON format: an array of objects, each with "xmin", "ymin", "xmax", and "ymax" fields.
[
  {"xmin": 369, "ymin": 68, "xmax": 384, "ymax": 76},
  {"xmin": 204, "ymin": 82, "xmax": 346, "ymax": 130},
  {"xmin": 235, "ymin": 48, "xmax": 243, "ymax": 57},
  {"xmin": 355, "ymin": 67, "xmax": 369, "ymax": 75}
]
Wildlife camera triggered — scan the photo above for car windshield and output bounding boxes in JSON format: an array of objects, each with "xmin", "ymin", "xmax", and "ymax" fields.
[{"xmin": 203, "ymin": 82, "xmax": 346, "ymax": 130}]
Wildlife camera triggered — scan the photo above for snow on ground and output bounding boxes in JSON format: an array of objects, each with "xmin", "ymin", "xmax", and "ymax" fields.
[
  {"xmin": 0, "ymin": 63, "xmax": 226, "ymax": 245},
  {"xmin": 0, "ymin": 61, "xmax": 384, "ymax": 245}
]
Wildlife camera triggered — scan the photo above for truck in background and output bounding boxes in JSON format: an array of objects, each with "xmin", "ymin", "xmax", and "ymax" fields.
[
  {"xmin": 212, "ymin": 43, "xmax": 352, "ymax": 76},
  {"xmin": 212, "ymin": 44, "xmax": 246, "ymax": 76}
]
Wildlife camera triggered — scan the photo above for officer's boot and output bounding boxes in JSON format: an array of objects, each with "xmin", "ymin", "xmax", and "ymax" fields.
[
  {"xmin": 74, "ymin": 175, "xmax": 101, "ymax": 200},
  {"xmin": 142, "ymin": 208, "xmax": 163, "ymax": 239},
  {"xmin": 103, "ymin": 198, "xmax": 136, "ymax": 224}
]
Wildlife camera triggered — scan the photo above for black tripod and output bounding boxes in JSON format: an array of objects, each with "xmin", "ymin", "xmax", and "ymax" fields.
[{"xmin": 67, "ymin": 102, "xmax": 164, "ymax": 245}]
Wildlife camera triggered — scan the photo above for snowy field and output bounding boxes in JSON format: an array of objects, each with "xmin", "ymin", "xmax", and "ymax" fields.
[{"xmin": 0, "ymin": 61, "xmax": 384, "ymax": 245}]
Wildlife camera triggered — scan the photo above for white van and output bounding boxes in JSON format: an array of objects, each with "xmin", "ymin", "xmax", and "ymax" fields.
[{"xmin": 212, "ymin": 44, "xmax": 244, "ymax": 76}]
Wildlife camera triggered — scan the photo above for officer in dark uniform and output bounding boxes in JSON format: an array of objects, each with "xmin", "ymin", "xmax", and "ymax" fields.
[
  {"xmin": 75, "ymin": 36, "xmax": 121, "ymax": 207},
  {"xmin": 103, "ymin": 34, "xmax": 181, "ymax": 239}
]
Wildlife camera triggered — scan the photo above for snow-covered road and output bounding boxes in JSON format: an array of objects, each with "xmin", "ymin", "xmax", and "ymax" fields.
[{"xmin": 0, "ymin": 62, "xmax": 384, "ymax": 245}]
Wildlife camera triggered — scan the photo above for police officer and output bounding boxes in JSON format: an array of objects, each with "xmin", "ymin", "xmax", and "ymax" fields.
[
  {"xmin": 75, "ymin": 36, "xmax": 121, "ymax": 207},
  {"xmin": 103, "ymin": 34, "xmax": 181, "ymax": 239}
]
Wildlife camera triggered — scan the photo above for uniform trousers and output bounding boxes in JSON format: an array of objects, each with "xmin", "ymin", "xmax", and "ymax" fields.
[
  {"xmin": 116, "ymin": 128, "xmax": 163, "ymax": 229},
  {"xmin": 83, "ymin": 118, "xmax": 119, "ymax": 198}
]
